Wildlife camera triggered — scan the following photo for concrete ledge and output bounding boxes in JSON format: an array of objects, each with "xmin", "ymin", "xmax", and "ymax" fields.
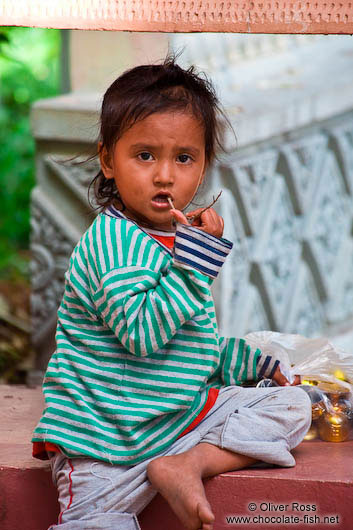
[
  {"xmin": 31, "ymin": 37, "xmax": 353, "ymax": 150},
  {"xmin": 141, "ymin": 440, "xmax": 353, "ymax": 530},
  {"xmin": 1, "ymin": 385, "xmax": 352, "ymax": 530},
  {"xmin": 0, "ymin": 466, "xmax": 58, "ymax": 530}
]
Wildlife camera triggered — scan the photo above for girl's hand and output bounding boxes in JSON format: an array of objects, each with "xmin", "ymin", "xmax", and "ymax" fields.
[
  {"xmin": 170, "ymin": 207, "xmax": 224, "ymax": 238},
  {"xmin": 272, "ymin": 366, "xmax": 301, "ymax": 386}
]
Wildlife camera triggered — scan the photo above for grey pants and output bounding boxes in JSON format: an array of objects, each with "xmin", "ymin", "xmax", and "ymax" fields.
[{"xmin": 49, "ymin": 385, "xmax": 311, "ymax": 529}]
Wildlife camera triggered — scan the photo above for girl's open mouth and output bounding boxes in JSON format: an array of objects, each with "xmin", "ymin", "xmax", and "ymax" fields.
[{"xmin": 151, "ymin": 193, "xmax": 173, "ymax": 209}]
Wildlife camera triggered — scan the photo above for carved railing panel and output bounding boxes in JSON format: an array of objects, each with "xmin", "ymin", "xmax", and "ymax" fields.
[
  {"xmin": 29, "ymin": 151, "xmax": 98, "ymax": 383},
  {"xmin": 211, "ymin": 111, "xmax": 353, "ymax": 337}
]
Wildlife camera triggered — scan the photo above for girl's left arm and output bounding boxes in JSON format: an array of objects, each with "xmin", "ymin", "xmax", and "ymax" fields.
[
  {"xmin": 217, "ymin": 337, "xmax": 300, "ymax": 386},
  {"xmin": 217, "ymin": 336, "xmax": 280, "ymax": 386}
]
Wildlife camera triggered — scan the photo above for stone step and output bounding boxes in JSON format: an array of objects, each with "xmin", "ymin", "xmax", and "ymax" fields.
[
  {"xmin": 140, "ymin": 440, "xmax": 353, "ymax": 530},
  {"xmin": 1, "ymin": 385, "xmax": 352, "ymax": 530}
]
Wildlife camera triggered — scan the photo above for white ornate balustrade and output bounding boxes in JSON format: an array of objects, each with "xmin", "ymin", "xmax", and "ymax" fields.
[{"xmin": 212, "ymin": 113, "xmax": 353, "ymax": 338}]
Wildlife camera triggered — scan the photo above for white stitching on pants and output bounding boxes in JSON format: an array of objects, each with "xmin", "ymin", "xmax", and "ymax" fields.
[{"xmin": 90, "ymin": 462, "xmax": 115, "ymax": 488}]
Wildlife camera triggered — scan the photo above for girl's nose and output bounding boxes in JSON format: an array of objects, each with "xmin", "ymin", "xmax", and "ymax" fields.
[{"xmin": 153, "ymin": 161, "xmax": 174, "ymax": 184}]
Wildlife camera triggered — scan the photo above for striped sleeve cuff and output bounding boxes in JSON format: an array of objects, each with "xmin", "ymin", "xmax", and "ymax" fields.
[
  {"xmin": 173, "ymin": 223, "xmax": 233, "ymax": 279},
  {"xmin": 256, "ymin": 354, "xmax": 280, "ymax": 380}
]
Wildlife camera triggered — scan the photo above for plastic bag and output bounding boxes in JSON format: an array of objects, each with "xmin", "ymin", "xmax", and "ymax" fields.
[
  {"xmin": 245, "ymin": 331, "xmax": 353, "ymax": 442},
  {"xmin": 244, "ymin": 330, "xmax": 353, "ymax": 390}
]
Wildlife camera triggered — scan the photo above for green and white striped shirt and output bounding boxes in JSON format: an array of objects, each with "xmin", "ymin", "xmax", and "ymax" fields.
[{"xmin": 32, "ymin": 207, "xmax": 278, "ymax": 464}]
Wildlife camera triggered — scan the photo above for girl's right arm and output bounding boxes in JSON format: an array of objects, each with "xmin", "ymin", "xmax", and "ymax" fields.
[{"xmin": 92, "ymin": 219, "xmax": 232, "ymax": 357}]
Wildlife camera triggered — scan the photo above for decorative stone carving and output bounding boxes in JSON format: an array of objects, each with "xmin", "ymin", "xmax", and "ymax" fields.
[
  {"xmin": 211, "ymin": 187, "xmax": 250, "ymax": 335},
  {"xmin": 218, "ymin": 149, "xmax": 279, "ymax": 238},
  {"xmin": 30, "ymin": 196, "xmax": 74, "ymax": 337},
  {"xmin": 303, "ymin": 150, "xmax": 350, "ymax": 300},
  {"xmin": 328, "ymin": 120, "xmax": 353, "ymax": 196},
  {"xmin": 29, "ymin": 156, "xmax": 95, "ymax": 383},
  {"xmin": 44, "ymin": 155, "xmax": 100, "ymax": 207},
  {"xmin": 326, "ymin": 240, "xmax": 353, "ymax": 325},
  {"xmin": 341, "ymin": 248, "xmax": 353, "ymax": 322},
  {"xmin": 251, "ymin": 176, "xmax": 301, "ymax": 330},
  {"xmin": 278, "ymin": 133, "xmax": 328, "ymax": 214},
  {"xmin": 246, "ymin": 285, "xmax": 271, "ymax": 336},
  {"xmin": 285, "ymin": 262, "xmax": 324, "ymax": 337},
  {"xmin": 210, "ymin": 113, "xmax": 353, "ymax": 337}
]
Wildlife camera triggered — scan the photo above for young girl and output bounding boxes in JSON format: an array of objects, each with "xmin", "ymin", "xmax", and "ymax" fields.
[{"xmin": 32, "ymin": 57, "xmax": 311, "ymax": 530}]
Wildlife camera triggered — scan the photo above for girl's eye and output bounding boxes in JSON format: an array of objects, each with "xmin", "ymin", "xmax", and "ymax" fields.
[
  {"xmin": 138, "ymin": 152, "xmax": 153, "ymax": 161},
  {"xmin": 177, "ymin": 154, "xmax": 192, "ymax": 164}
]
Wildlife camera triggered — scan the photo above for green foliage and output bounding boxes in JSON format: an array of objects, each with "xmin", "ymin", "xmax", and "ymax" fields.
[{"xmin": 0, "ymin": 27, "xmax": 60, "ymax": 279}]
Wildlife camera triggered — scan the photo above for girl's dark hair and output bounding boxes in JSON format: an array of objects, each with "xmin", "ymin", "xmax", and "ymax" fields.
[{"xmin": 91, "ymin": 55, "xmax": 229, "ymax": 210}]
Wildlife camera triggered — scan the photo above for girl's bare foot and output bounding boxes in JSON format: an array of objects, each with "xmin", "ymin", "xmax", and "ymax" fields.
[
  {"xmin": 148, "ymin": 443, "xmax": 256, "ymax": 529},
  {"xmin": 147, "ymin": 453, "xmax": 215, "ymax": 530}
]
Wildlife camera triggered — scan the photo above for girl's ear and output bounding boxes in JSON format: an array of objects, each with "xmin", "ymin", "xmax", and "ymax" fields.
[{"xmin": 98, "ymin": 142, "xmax": 115, "ymax": 180}]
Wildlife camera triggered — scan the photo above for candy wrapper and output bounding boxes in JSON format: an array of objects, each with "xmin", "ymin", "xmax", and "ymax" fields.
[{"xmin": 245, "ymin": 331, "xmax": 353, "ymax": 442}]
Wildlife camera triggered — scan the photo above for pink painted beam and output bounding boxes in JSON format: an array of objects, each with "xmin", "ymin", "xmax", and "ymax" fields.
[{"xmin": 0, "ymin": 0, "xmax": 352, "ymax": 33}]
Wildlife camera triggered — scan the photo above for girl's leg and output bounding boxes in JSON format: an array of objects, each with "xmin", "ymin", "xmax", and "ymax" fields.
[
  {"xmin": 148, "ymin": 385, "xmax": 312, "ymax": 530},
  {"xmin": 48, "ymin": 386, "xmax": 311, "ymax": 530},
  {"xmin": 148, "ymin": 444, "xmax": 256, "ymax": 530},
  {"xmin": 47, "ymin": 415, "xmax": 205, "ymax": 530},
  {"xmin": 48, "ymin": 454, "xmax": 147, "ymax": 530},
  {"xmin": 212, "ymin": 385, "xmax": 312, "ymax": 466}
]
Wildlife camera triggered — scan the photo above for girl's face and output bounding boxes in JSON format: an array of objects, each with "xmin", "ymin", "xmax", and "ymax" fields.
[{"xmin": 100, "ymin": 111, "xmax": 206, "ymax": 231}]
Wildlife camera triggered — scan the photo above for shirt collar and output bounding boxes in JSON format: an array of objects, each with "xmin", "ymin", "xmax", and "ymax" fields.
[{"xmin": 103, "ymin": 204, "xmax": 175, "ymax": 254}]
